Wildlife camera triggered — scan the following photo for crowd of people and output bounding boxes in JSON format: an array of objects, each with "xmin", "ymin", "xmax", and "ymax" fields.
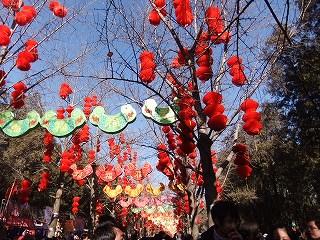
[{"xmin": 0, "ymin": 200, "xmax": 319, "ymax": 240}]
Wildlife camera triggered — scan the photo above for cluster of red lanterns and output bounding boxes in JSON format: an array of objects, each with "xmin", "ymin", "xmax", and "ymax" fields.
[
  {"xmin": 156, "ymin": 144, "xmax": 174, "ymax": 180},
  {"xmin": 38, "ymin": 171, "xmax": 50, "ymax": 192},
  {"xmin": 15, "ymin": 5, "xmax": 37, "ymax": 26},
  {"xmin": 171, "ymin": 48, "xmax": 189, "ymax": 68},
  {"xmin": 0, "ymin": 70, "xmax": 6, "ymax": 88},
  {"xmin": 232, "ymin": 143, "xmax": 252, "ymax": 178},
  {"xmin": 72, "ymin": 196, "xmax": 80, "ymax": 215},
  {"xmin": 1, "ymin": 0, "xmax": 22, "ymax": 10},
  {"xmin": 148, "ymin": 0, "xmax": 166, "ymax": 26},
  {"xmin": 195, "ymin": 32, "xmax": 213, "ymax": 82},
  {"xmin": 59, "ymin": 82, "xmax": 73, "ymax": 100},
  {"xmin": 49, "ymin": 1, "xmax": 68, "ymax": 18},
  {"xmin": 60, "ymin": 150, "xmax": 75, "ymax": 172},
  {"xmin": 11, "ymin": 81, "xmax": 27, "ymax": 109},
  {"xmin": 205, "ymin": 6, "xmax": 231, "ymax": 44},
  {"xmin": 43, "ymin": 131, "xmax": 54, "ymax": 163},
  {"xmin": 88, "ymin": 149, "xmax": 95, "ymax": 164},
  {"xmin": 108, "ymin": 137, "xmax": 120, "ymax": 159},
  {"xmin": 203, "ymin": 91, "xmax": 228, "ymax": 131},
  {"xmin": 176, "ymin": 96, "xmax": 196, "ymax": 156},
  {"xmin": 16, "ymin": 39, "xmax": 39, "ymax": 71},
  {"xmin": 162, "ymin": 126, "xmax": 176, "ymax": 150},
  {"xmin": 173, "ymin": 0, "xmax": 193, "ymax": 27},
  {"xmin": 139, "ymin": 51, "xmax": 156, "ymax": 84},
  {"xmin": 227, "ymin": 56, "xmax": 247, "ymax": 86},
  {"xmin": 20, "ymin": 179, "xmax": 31, "ymax": 204},
  {"xmin": 95, "ymin": 200, "xmax": 105, "ymax": 215},
  {"xmin": 240, "ymin": 98, "xmax": 263, "ymax": 135},
  {"xmin": 83, "ymin": 95, "xmax": 99, "ymax": 117},
  {"xmin": 190, "ymin": 172, "xmax": 204, "ymax": 186},
  {"xmin": 0, "ymin": 25, "xmax": 11, "ymax": 46},
  {"xmin": 174, "ymin": 194, "xmax": 190, "ymax": 215}
]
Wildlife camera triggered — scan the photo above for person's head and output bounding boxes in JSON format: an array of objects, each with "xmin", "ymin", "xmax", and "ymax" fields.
[
  {"xmin": 211, "ymin": 200, "xmax": 241, "ymax": 237},
  {"xmin": 305, "ymin": 216, "xmax": 320, "ymax": 240},
  {"xmin": 93, "ymin": 215, "xmax": 125, "ymax": 240},
  {"xmin": 273, "ymin": 228, "xmax": 291, "ymax": 240},
  {"xmin": 239, "ymin": 222, "xmax": 260, "ymax": 240}
]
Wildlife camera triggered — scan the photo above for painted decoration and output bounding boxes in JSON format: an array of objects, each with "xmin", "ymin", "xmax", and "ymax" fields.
[
  {"xmin": 40, "ymin": 108, "xmax": 86, "ymax": 137},
  {"xmin": 103, "ymin": 185, "xmax": 123, "ymax": 199},
  {"xmin": 70, "ymin": 164, "xmax": 93, "ymax": 180},
  {"xmin": 133, "ymin": 196, "xmax": 149, "ymax": 208},
  {"xmin": 124, "ymin": 184, "xmax": 144, "ymax": 198},
  {"xmin": 0, "ymin": 111, "xmax": 14, "ymax": 128},
  {"xmin": 168, "ymin": 181, "xmax": 186, "ymax": 194},
  {"xmin": 119, "ymin": 198, "xmax": 132, "ymax": 208},
  {"xmin": 142, "ymin": 99, "xmax": 177, "ymax": 125},
  {"xmin": 1, "ymin": 111, "xmax": 40, "ymax": 137},
  {"xmin": 124, "ymin": 163, "xmax": 152, "ymax": 181},
  {"xmin": 96, "ymin": 164, "xmax": 122, "ymax": 182},
  {"xmin": 89, "ymin": 105, "xmax": 136, "ymax": 134},
  {"xmin": 146, "ymin": 183, "xmax": 165, "ymax": 196}
]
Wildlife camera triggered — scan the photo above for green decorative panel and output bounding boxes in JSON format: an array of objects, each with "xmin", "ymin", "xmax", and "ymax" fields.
[
  {"xmin": 40, "ymin": 108, "xmax": 86, "ymax": 137},
  {"xmin": 142, "ymin": 99, "xmax": 177, "ymax": 125},
  {"xmin": 89, "ymin": 105, "xmax": 136, "ymax": 134}
]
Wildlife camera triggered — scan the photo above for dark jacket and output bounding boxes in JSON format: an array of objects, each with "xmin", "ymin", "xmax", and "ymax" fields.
[{"xmin": 199, "ymin": 226, "xmax": 215, "ymax": 240}]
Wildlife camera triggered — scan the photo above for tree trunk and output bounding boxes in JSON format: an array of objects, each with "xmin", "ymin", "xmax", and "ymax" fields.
[
  {"xmin": 198, "ymin": 132, "xmax": 216, "ymax": 226},
  {"xmin": 47, "ymin": 184, "xmax": 64, "ymax": 238}
]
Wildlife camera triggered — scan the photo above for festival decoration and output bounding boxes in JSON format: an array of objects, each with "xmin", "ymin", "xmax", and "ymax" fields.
[
  {"xmin": 19, "ymin": 179, "xmax": 31, "ymax": 204},
  {"xmin": 1, "ymin": 0, "xmax": 22, "ymax": 10},
  {"xmin": 40, "ymin": 108, "xmax": 86, "ymax": 137},
  {"xmin": 240, "ymin": 98, "xmax": 263, "ymax": 135},
  {"xmin": 11, "ymin": 81, "xmax": 27, "ymax": 108},
  {"xmin": 96, "ymin": 164, "xmax": 122, "ymax": 182},
  {"xmin": 70, "ymin": 164, "xmax": 93, "ymax": 180},
  {"xmin": 227, "ymin": 56, "xmax": 247, "ymax": 86},
  {"xmin": 1, "ymin": 110, "xmax": 40, "ymax": 137},
  {"xmin": 124, "ymin": 184, "xmax": 144, "ymax": 198},
  {"xmin": 38, "ymin": 171, "xmax": 50, "ymax": 192},
  {"xmin": 148, "ymin": 0, "xmax": 166, "ymax": 26},
  {"xmin": 232, "ymin": 143, "xmax": 252, "ymax": 178},
  {"xmin": 49, "ymin": 1, "xmax": 68, "ymax": 18},
  {"xmin": 15, "ymin": 6, "xmax": 37, "ymax": 26},
  {"xmin": 173, "ymin": 0, "xmax": 193, "ymax": 26},
  {"xmin": 0, "ymin": 25, "xmax": 11, "ymax": 46},
  {"xmin": 142, "ymin": 99, "xmax": 177, "ymax": 125},
  {"xmin": 203, "ymin": 91, "xmax": 228, "ymax": 131},
  {"xmin": 133, "ymin": 196, "xmax": 149, "ymax": 208},
  {"xmin": 103, "ymin": 185, "xmax": 123, "ymax": 199},
  {"xmin": 195, "ymin": 32, "xmax": 213, "ymax": 82},
  {"xmin": 119, "ymin": 198, "xmax": 132, "ymax": 208},
  {"xmin": 89, "ymin": 105, "xmax": 136, "ymax": 133},
  {"xmin": 145, "ymin": 183, "xmax": 165, "ymax": 196},
  {"xmin": 72, "ymin": 196, "xmax": 80, "ymax": 215},
  {"xmin": 43, "ymin": 131, "xmax": 54, "ymax": 163},
  {"xmin": 59, "ymin": 83, "xmax": 73, "ymax": 99},
  {"xmin": 139, "ymin": 51, "xmax": 156, "ymax": 84},
  {"xmin": 124, "ymin": 162, "xmax": 152, "ymax": 181},
  {"xmin": 206, "ymin": 6, "xmax": 231, "ymax": 44}
]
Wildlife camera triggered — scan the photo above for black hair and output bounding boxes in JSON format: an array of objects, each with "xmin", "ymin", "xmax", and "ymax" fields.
[
  {"xmin": 239, "ymin": 222, "xmax": 260, "ymax": 240},
  {"xmin": 93, "ymin": 221, "xmax": 116, "ymax": 240},
  {"xmin": 306, "ymin": 211, "xmax": 320, "ymax": 229},
  {"xmin": 211, "ymin": 200, "xmax": 240, "ymax": 224}
]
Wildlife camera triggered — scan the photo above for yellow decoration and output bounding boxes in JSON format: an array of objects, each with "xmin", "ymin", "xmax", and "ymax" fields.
[
  {"xmin": 146, "ymin": 183, "xmax": 165, "ymax": 196},
  {"xmin": 103, "ymin": 185, "xmax": 123, "ymax": 199},
  {"xmin": 124, "ymin": 184, "xmax": 144, "ymax": 198}
]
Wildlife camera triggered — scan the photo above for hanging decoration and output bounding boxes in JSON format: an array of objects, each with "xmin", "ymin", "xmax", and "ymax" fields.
[
  {"xmin": 145, "ymin": 183, "xmax": 165, "ymax": 196},
  {"xmin": 124, "ymin": 162, "xmax": 152, "ymax": 181},
  {"xmin": 89, "ymin": 105, "xmax": 136, "ymax": 133},
  {"xmin": 227, "ymin": 56, "xmax": 247, "ymax": 86},
  {"xmin": 40, "ymin": 108, "xmax": 86, "ymax": 137},
  {"xmin": 0, "ymin": 25, "xmax": 11, "ymax": 46},
  {"xmin": 142, "ymin": 99, "xmax": 177, "ymax": 125},
  {"xmin": 70, "ymin": 164, "xmax": 93, "ymax": 180},
  {"xmin": 96, "ymin": 164, "xmax": 122, "ymax": 182},
  {"xmin": 1, "ymin": 110, "xmax": 40, "ymax": 137},
  {"xmin": 232, "ymin": 143, "xmax": 253, "ymax": 178},
  {"xmin": 103, "ymin": 185, "xmax": 123, "ymax": 199},
  {"xmin": 240, "ymin": 98, "xmax": 263, "ymax": 135},
  {"xmin": 124, "ymin": 184, "xmax": 144, "ymax": 198}
]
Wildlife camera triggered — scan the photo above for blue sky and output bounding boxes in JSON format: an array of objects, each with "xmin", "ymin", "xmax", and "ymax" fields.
[{"xmin": 1, "ymin": 0, "xmax": 299, "ymax": 184}]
